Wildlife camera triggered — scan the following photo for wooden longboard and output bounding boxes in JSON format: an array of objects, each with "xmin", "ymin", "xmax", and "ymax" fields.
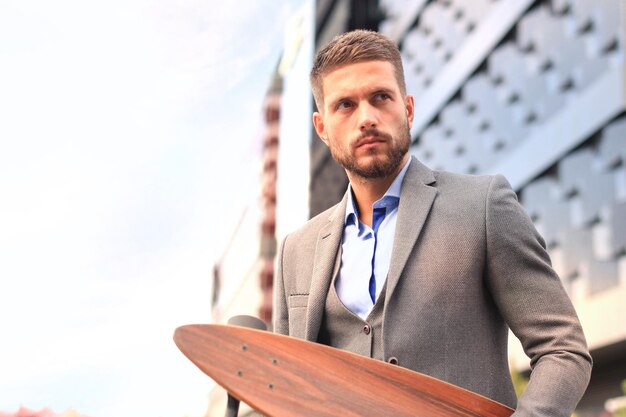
[{"xmin": 174, "ymin": 324, "xmax": 514, "ymax": 417}]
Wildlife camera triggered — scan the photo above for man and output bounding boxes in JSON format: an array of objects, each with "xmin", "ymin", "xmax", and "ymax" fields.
[{"xmin": 273, "ymin": 30, "xmax": 591, "ymax": 416}]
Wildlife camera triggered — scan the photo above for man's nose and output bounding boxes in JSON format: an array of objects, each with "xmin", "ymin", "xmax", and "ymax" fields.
[{"xmin": 358, "ymin": 103, "xmax": 378, "ymax": 130}]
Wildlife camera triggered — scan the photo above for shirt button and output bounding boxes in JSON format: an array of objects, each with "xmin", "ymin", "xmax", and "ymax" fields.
[
  {"xmin": 388, "ymin": 357, "xmax": 399, "ymax": 365},
  {"xmin": 363, "ymin": 324, "xmax": 371, "ymax": 335}
]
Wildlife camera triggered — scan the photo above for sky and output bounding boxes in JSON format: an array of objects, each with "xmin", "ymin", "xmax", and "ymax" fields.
[{"xmin": 0, "ymin": 1, "xmax": 304, "ymax": 416}]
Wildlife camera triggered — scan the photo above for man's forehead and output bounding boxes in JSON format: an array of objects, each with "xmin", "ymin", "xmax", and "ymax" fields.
[
  {"xmin": 322, "ymin": 60, "xmax": 397, "ymax": 88},
  {"xmin": 322, "ymin": 60, "xmax": 395, "ymax": 78}
]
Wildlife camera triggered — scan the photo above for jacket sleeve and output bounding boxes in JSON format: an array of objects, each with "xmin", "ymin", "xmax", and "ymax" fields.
[
  {"xmin": 485, "ymin": 175, "xmax": 592, "ymax": 417},
  {"xmin": 272, "ymin": 235, "xmax": 289, "ymax": 335}
]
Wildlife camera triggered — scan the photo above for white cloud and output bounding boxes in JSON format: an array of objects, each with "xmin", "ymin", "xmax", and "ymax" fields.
[{"xmin": 0, "ymin": 0, "xmax": 303, "ymax": 415}]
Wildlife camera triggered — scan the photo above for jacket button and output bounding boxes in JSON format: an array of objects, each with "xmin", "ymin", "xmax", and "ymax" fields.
[
  {"xmin": 388, "ymin": 357, "xmax": 399, "ymax": 365},
  {"xmin": 363, "ymin": 324, "xmax": 371, "ymax": 335}
]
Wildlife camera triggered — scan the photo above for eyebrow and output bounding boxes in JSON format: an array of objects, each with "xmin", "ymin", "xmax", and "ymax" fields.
[
  {"xmin": 328, "ymin": 87, "xmax": 396, "ymax": 109},
  {"xmin": 371, "ymin": 88, "xmax": 395, "ymax": 97}
]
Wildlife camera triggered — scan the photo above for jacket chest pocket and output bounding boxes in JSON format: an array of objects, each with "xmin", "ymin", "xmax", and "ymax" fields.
[{"xmin": 288, "ymin": 294, "xmax": 309, "ymax": 339}]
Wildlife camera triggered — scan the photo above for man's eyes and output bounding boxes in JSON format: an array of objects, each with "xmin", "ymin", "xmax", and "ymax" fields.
[
  {"xmin": 334, "ymin": 93, "xmax": 391, "ymax": 110},
  {"xmin": 374, "ymin": 92, "xmax": 391, "ymax": 101},
  {"xmin": 336, "ymin": 101, "xmax": 353, "ymax": 110}
]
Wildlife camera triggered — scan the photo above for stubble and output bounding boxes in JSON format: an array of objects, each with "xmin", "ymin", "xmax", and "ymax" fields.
[{"xmin": 329, "ymin": 121, "xmax": 410, "ymax": 180}]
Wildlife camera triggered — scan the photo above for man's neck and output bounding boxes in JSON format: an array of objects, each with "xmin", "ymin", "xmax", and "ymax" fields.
[{"xmin": 347, "ymin": 156, "xmax": 408, "ymax": 227}]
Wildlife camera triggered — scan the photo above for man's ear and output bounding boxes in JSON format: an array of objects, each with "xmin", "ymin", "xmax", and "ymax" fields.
[
  {"xmin": 405, "ymin": 95, "xmax": 415, "ymax": 129},
  {"xmin": 313, "ymin": 112, "xmax": 329, "ymax": 146}
]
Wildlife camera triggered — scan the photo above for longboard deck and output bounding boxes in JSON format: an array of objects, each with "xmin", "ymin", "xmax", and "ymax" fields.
[{"xmin": 174, "ymin": 324, "xmax": 514, "ymax": 417}]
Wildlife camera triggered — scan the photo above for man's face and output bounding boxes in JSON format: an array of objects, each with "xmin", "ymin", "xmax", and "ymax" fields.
[{"xmin": 313, "ymin": 60, "xmax": 414, "ymax": 180}]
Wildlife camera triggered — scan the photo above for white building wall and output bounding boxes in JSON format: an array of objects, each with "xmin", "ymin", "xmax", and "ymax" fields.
[{"xmin": 275, "ymin": 0, "xmax": 315, "ymax": 244}]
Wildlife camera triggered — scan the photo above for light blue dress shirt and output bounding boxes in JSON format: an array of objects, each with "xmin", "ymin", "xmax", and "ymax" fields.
[{"xmin": 336, "ymin": 158, "xmax": 411, "ymax": 320}]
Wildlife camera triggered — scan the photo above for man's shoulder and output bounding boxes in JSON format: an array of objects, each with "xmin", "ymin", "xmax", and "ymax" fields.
[
  {"xmin": 429, "ymin": 169, "xmax": 500, "ymax": 194},
  {"xmin": 279, "ymin": 202, "xmax": 341, "ymax": 261},
  {"xmin": 288, "ymin": 203, "xmax": 340, "ymax": 239},
  {"xmin": 285, "ymin": 203, "xmax": 342, "ymax": 243},
  {"xmin": 414, "ymin": 168, "xmax": 516, "ymax": 208},
  {"xmin": 432, "ymin": 169, "xmax": 496, "ymax": 185},
  {"xmin": 407, "ymin": 157, "xmax": 501, "ymax": 192}
]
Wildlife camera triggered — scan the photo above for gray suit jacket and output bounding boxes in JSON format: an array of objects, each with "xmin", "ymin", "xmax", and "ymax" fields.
[{"xmin": 273, "ymin": 157, "xmax": 592, "ymax": 416}]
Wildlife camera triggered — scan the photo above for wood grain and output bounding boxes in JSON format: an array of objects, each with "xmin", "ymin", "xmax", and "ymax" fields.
[{"xmin": 174, "ymin": 324, "xmax": 514, "ymax": 417}]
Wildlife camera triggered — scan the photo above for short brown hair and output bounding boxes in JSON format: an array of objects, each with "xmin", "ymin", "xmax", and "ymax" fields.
[{"xmin": 310, "ymin": 29, "xmax": 406, "ymax": 110}]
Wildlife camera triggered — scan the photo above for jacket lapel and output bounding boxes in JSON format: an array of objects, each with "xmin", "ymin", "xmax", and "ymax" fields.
[
  {"xmin": 385, "ymin": 157, "xmax": 437, "ymax": 302},
  {"xmin": 305, "ymin": 194, "xmax": 347, "ymax": 341}
]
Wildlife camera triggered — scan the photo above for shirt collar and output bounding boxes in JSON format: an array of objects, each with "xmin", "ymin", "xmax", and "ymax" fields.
[{"xmin": 344, "ymin": 157, "xmax": 411, "ymax": 226}]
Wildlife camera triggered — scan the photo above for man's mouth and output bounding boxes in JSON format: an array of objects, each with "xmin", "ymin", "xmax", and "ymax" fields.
[
  {"xmin": 355, "ymin": 132, "xmax": 387, "ymax": 148},
  {"xmin": 357, "ymin": 138, "xmax": 385, "ymax": 149}
]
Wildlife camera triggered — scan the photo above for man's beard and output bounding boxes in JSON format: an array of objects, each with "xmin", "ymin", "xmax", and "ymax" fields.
[{"xmin": 330, "ymin": 123, "xmax": 410, "ymax": 179}]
